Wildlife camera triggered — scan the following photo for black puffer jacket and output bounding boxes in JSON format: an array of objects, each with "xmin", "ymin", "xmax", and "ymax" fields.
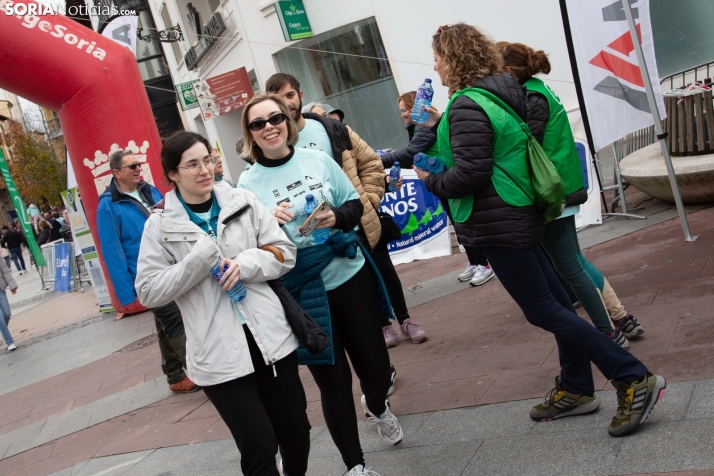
[
  {"xmin": 524, "ymin": 89, "xmax": 549, "ymax": 145},
  {"xmin": 381, "ymin": 126, "xmax": 437, "ymax": 169},
  {"xmin": 424, "ymin": 73, "xmax": 543, "ymax": 248}
]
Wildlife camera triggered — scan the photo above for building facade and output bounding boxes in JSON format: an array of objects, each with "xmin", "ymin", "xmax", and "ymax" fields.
[
  {"xmin": 0, "ymin": 89, "xmax": 25, "ymax": 226},
  {"xmin": 146, "ymin": 0, "xmax": 583, "ymax": 181}
]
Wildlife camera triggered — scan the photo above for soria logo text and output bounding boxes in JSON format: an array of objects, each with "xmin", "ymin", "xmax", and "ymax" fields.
[
  {"xmin": 0, "ymin": 0, "xmax": 108, "ymax": 60},
  {"xmin": 3, "ymin": 1, "xmax": 135, "ymax": 16}
]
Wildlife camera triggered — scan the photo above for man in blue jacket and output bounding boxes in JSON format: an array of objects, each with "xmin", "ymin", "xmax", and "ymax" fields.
[{"xmin": 97, "ymin": 149, "xmax": 198, "ymax": 393}]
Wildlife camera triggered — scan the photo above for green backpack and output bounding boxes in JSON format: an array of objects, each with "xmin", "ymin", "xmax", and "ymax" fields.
[{"xmin": 472, "ymin": 89, "xmax": 566, "ymax": 223}]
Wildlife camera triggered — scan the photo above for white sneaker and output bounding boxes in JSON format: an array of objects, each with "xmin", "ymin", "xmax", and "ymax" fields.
[
  {"xmin": 361, "ymin": 396, "xmax": 403, "ymax": 445},
  {"xmin": 470, "ymin": 265, "xmax": 496, "ymax": 286},
  {"xmin": 348, "ymin": 465, "xmax": 381, "ymax": 476},
  {"xmin": 7, "ymin": 343, "xmax": 16, "ymax": 351},
  {"xmin": 458, "ymin": 264, "xmax": 478, "ymax": 282}
]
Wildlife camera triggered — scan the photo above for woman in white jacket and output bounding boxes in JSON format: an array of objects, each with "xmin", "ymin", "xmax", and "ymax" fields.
[{"xmin": 135, "ymin": 131, "xmax": 311, "ymax": 476}]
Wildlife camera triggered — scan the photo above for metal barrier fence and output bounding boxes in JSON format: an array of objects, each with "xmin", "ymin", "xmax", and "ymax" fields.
[{"xmin": 37, "ymin": 240, "xmax": 92, "ymax": 293}]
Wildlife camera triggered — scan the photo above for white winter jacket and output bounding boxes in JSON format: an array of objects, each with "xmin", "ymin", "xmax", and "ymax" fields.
[{"xmin": 135, "ymin": 185, "xmax": 299, "ymax": 386}]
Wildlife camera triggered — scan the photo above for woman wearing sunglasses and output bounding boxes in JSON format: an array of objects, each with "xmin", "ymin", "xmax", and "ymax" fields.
[
  {"xmin": 238, "ymin": 94, "xmax": 402, "ymax": 476},
  {"xmin": 135, "ymin": 131, "xmax": 311, "ymax": 476}
]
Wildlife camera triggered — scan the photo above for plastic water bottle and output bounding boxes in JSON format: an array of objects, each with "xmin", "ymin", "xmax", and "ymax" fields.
[
  {"xmin": 413, "ymin": 153, "xmax": 445, "ymax": 173},
  {"xmin": 427, "ymin": 157, "xmax": 445, "ymax": 173},
  {"xmin": 304, "ymin": 194, "xmax": 330, "ymax": 244},
  {"xmin": 413, "ymin": 153, "xmax": 429, "ymax": 170},
  {"xmin": 411, "ymin": 79, "xmax": 434, "ymax": 124},
  {"xmin": 388, "ymin": 162, "xmax": 401, "ymax": 192},
  {"xmin": 210, "ymin": 259, "xmax": 247, "ymax": 302}
]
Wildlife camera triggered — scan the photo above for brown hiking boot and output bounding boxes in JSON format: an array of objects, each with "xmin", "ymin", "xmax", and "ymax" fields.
[{"xmin": 169, "ymin": 376, "xmax": 201, "ymax": 393}]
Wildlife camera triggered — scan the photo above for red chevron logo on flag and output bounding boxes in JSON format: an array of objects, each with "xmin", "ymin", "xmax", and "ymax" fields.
[{"xmin": 589, "ymin": 23, "xmax": 643, "ymax": 87}]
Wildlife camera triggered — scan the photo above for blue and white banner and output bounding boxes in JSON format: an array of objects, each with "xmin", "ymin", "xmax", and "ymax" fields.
[
  {"xmin": 53, "ymin": 242, "xmax": 72, "ymax": 292},
  {"xmin": 380, "ymin": 169, "xmax": 451, "ymax": 265}
]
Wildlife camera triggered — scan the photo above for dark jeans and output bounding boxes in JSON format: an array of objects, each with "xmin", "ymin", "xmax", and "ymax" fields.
[
  {"xmin": 3, "ymin": 256, "xmax": 10, "ymax": 268},
  {"xmin": 9, "ymin": 247, "xmax": 25, "ymax": 272},
  {"xmin": 541, "ymin": 215, "xmax": 613, "ymax": 332},
  {"xmin": 371, "ymin": 237, "xmax": 410, "ymax": 326},
  {"xmin": 150, "ymin": 301, "xmax": 187, "ymax": 385},
  {"xmin": 203, "ymin": 326, "xmax": 311, "ymax": 476},
  {"xmin": 309, "ymin": 265, "xmax": 392, "ymax": 470},
  {"xmin": 482, "ymin": 245, "xmax": 647, "ymax": 395},
  {"xmin": 464, "ymin": 245, "xmax": 488, "ymax": 266}
]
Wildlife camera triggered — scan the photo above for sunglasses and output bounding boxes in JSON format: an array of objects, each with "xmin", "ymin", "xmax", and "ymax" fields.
[
  {"xmin": 121, "ymin": 163, "xmax": 142, "ymax": 170},
  {"xmin": 248, "ymin": 113, "xmax": 287, "ymax": 132}
]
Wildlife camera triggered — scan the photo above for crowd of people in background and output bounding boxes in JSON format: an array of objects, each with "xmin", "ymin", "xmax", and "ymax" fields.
[
  {"xmin": 0, "ymin": 200, "xmax": 73, "ymax": 351},
  {"xmin": 0, "ymin": 21, "xmax": 662, "ymax": 476}
]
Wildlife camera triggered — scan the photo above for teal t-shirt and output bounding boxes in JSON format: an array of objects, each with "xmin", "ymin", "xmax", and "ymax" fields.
[
  {"xmin": 123, "ymin": 189, "xmax": 150, "ymax": 210},
  {"xmin": 238, "ymin": 147, "xmax": 364, "ymax": 290},
  {"xmin": 558, "ymin": 205, "xmax": 580, "ymax": 219},
  {"xmin": 296, "ymin": 119, "xmax": 334, "ymax": 159},
  {"xmin": 194, "ymin": 211, "xmax": 214, "ymax": 240}
]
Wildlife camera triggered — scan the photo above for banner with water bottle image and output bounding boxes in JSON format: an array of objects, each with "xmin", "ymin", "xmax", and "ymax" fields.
[{"xmin": 380, "ymin": 169, "xmax": 451, "ymax": 265}]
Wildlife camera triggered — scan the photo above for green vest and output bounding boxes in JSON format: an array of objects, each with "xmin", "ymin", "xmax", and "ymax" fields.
[
  {"xmin": 437, "ymin": 88, "xmax": 534, "ymax": 223},
  {"xmin": 414, "ymin": 126, "xmax": 441, "ymax": 158},
  {"xmin": 524, "ymin": 78, "xmax": 584, "ymax": 195}
]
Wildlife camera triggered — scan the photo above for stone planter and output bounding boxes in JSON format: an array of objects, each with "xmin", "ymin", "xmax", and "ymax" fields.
[{"xmin": 620, "ymin": 143, "xmax": 714, "ymax": 204}]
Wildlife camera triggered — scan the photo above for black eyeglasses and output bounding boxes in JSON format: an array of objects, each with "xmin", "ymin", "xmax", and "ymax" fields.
[
  {"xmin": 121, "ymin": 163, "xmax": 142, "ymax": 170},
  {"xmin": 248, "ymin": 113, "xmax": 288, "ymax": 132}
]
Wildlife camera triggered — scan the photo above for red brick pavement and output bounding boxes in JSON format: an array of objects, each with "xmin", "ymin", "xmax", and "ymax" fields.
[{"xmin": 2, "ymin": 205, "xmax": 714, "ymax": 475}]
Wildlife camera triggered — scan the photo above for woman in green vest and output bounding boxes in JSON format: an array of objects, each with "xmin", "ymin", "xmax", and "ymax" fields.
[
  {"xmin": 498, "ymin": 41, "xmax": 645, "ymax": 348},
  {"xmin": 381, "ymin": 91, "xmax": 494, "ymax": 325},
  {"xmin": 415, "ymin": 23, "xmax": 664, "ymax": 437}
]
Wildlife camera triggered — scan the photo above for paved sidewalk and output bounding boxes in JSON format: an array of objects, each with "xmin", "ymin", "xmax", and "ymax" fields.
[
  {"xmin": 45, "ymin": 378, "xmax": 714, "ymax": 476},
  {"xmin": 0, "ymin": 199, "xmax": 712, "ymax": 475}
]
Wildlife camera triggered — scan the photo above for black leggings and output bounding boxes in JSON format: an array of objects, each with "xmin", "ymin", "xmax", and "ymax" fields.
[
  {"xmin": 482, "ymin": 245, "xmax": 647, "ymax": 395},
  {"xmin": 202, "ymin": 326, "xmax": 311, "ymax": 476},
  {"xmin": 464, "ymin": 245, "xmax": 488, "ymax": 266},
  {"xmin": 371, "ymin": 237, "xmax": 411, "ymax": 326},
  {"xmin": 309, "ymin": 264, "xmax": 392, "ymax": 470}
]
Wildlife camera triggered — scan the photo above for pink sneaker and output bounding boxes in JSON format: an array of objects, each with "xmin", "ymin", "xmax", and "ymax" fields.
[
  {"xmin": 399, "ymin": 319, "xmax": 427, "ymax": 343},
  {"xmin": 383, "ymin": 325, "xmax": 398, "ymax": 348}
]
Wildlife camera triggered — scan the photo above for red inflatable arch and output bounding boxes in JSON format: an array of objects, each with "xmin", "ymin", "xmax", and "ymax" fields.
[{"xmin": 0, "ymin": 0, "xmax": 170, "ymax": 313}]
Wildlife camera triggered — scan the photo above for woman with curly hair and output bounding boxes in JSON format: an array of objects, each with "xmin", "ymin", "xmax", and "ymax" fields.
[{"xmin": 414, "ymin": 23, "xmax": 664, "ymax": 437}]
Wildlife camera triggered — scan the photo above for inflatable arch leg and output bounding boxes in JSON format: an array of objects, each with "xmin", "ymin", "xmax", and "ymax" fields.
[{"xmin": 0, "ymin": 1, "xmax": 170, "ymax": 313}]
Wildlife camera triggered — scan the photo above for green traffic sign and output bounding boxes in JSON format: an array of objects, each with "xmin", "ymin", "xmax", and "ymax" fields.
[{"xmin": 275, "ymin": 1, "xmax": 313, "ymax": 42}]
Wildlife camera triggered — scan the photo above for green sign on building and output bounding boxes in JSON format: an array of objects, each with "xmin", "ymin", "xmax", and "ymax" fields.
[
  {"xmin": 275, "ymin": 1, "xmax": 313, "ymax": 41},
  {"xmin": 176, "ymin": 81, "xmax": 199, "ymax": 111}
]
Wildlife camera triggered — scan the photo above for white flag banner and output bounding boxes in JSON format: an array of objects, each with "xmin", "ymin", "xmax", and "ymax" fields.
[
  {"xmin": 565, "ymin": 0, "xmax": 665, "ymax": 151},
  {"xmin": 101, "ymin": 15, "xmax": 138, "ymax": 57}
]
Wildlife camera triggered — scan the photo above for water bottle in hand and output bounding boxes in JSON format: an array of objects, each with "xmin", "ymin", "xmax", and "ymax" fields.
[
  {"xmin": 388, "ymin": 162, "xmax": 401, "ymax": 192},
  {"xmin": 427, "ymin": 157, "xmax": 445, "ymax": 173},
  {"xmin": 413, "ymin": 153, "xmax": 429, "ymax": 170},
  {"xmin": 210, "ymin": 259, "xmax": 246, "ymax": 302},
  {"xmin": 304, "ymin": 194, "xmax": 330, "ymax": 244},
  {"xmin": 411, "ymin": 79, "xmax": 434, "ymax": 124},
  {"xmin": 414, "ymin": 153, "xmax": 445, "ymax": 173}
]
